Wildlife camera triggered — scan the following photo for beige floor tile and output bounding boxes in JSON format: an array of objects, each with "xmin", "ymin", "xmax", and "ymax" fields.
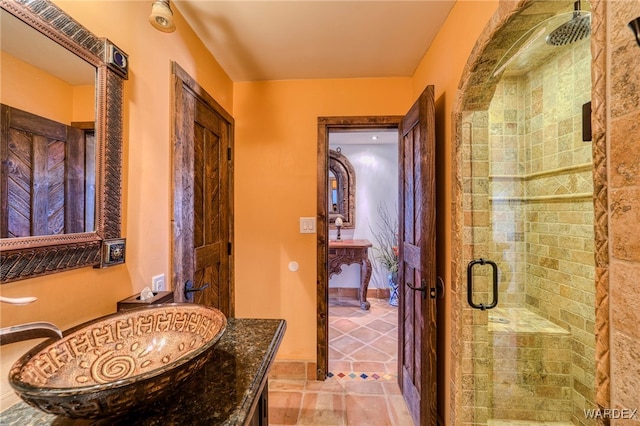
[
  {"xmin": 350, "ymin": 345, "xmax": 391, "ymax": 362},
  {"xmin": 370, "ymin": 334, "xmax": 397, "ymax": 353},
  {"xmin": 367, "ymin": 318, "xmax": 398, "ymax": 333},
  {"xmin": 381, "ymin": 382, "xmax": 402, "ymax": 395},
  {"xmin": 269, "ymin": 298, "xmax": 413, "ymax": 425},
  {"xmin": 345, "ymin": 394, "xmax": 392, "ymax": 426},
  {"xmin": 344, "ymin": 380, "xmax": 386, "ymax": 395},
  {"xmin": 331, "ymin": 335, "xmax": 365, "ymax": 357},
  {"xmin": 328, "ymin": 360, "xmax": 352, "ymax": 372},
  {"xmin": 350, "ymin": 361, "xmax": 387, "ymax": 372},
  {"xmin": 270, "ymin": 380, "xmax": 306, "ymax": 391},
  {"xmin": 270, "ymin": 391, "xmax": 302, "ymax": 425},
  {"xmin": 387, "ymin": 394, "xmax": 415, "ymax": 425},
  {"xmin": 385, "ymin": 361, "xmax": 398, "ymax": 375},
  {"xmin": 305, "ymin": 379, "xmax": 346, "ymax": 392},
  {"xmin": 349, "ymin": 326, "xmax": 383, "ymax": 342},
  {"xmin": 298, "ymin": 392, "xmax": 345, "ymax": 425},
  {"xmin": 331, "ymin": 318, "xmax": 360, "ymax": 332}
]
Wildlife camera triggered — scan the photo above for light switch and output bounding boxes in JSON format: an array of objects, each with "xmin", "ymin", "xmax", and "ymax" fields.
[{"xmin": 300, "ymin": 217, "xmax": 316, "ymax": 234}]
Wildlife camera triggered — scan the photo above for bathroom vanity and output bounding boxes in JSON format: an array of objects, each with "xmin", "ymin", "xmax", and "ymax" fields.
[{"xmin": 1, "ymin": 318, "xmax": 286, "ymax": 425}]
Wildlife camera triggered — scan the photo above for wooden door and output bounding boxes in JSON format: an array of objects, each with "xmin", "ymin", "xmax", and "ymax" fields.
[
  {"xmin": 398, "ymin": 86, "xmax": 437, "ymax": 425},
  {"xmin": 1, "ymin": 105, "xmax": 91, "ymax": 237},
  {"xmin": 172, "ymin": 63, "xmax": 234, "ymax": 317}
]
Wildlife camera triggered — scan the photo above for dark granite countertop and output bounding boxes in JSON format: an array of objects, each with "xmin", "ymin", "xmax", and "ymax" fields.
[{"xmin": 1, "ymin": 318, "xmax": 286, "ymax": 425}]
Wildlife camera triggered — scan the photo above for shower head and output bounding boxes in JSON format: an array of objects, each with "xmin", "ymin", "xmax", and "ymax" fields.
[{"xmin": 546, "ymin": 1, "xmax": 591, "ymax": 46}]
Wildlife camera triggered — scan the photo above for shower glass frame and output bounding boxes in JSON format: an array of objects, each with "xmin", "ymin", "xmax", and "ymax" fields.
[{"xmin": 461, "ymin": 9, "xmax": 596, "ymax": 424}]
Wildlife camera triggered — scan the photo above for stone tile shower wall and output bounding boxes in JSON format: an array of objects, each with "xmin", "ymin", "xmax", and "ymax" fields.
[
  {"xmin": 462, "ymin": 34, "xmax": 596, "ymax": 424},
  {"xmin": 607, "ymin": 0, "xmax": 640, "ymax": 420},
  {"xmin": 519, "ymin": 36, "xmax": 595, "ymax": 424},
  {"xmin": 489, "ymin": 308, "xmax": 573, "ymax": 422}
]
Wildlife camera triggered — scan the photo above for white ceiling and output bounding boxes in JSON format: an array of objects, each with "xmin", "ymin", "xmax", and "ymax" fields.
[
  {"xmin": 173, "ymin": 1, "xmax": 456, "ymax": 82},
  {"xmin": 330, "ymin": 128, "xmax": 398, "ymax": 145}
]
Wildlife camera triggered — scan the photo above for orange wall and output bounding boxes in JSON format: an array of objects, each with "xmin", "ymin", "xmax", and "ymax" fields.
[
  {"xmin": 410, "ymin": 1, "xmax": 499, "ymax": 421},
  {"xmin": 1, "ymin": 0, "xmax": 500, "ymax": 419},
  {"xmin": 72, "ymin": 85, "xmax": 96, "ymax": 122},
  {"xmin": 233, "ymin": 0, "xmax": 498, "ymax": 393},
  {"xmin": 0, "ymin": 0, "xmax": 232, "ymax": 410},
  {"xmin": 232, "ymin": 2, "xmax": 499, "ymax": 422},
  {"xmin": 233, "ymin": 77, "xmax": 413, "ymax": 358},
  {"xmin": 1, "ymin": 51, "xmax": 75, "ymax": 124},
  {"xmin": 1, "ymin": 51, "xmax": 95, "ymax": 123}
]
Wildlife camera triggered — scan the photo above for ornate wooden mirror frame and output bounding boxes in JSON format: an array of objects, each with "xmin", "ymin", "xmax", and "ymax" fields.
[
  {"xmin": 0, "ymin": 0, "xmax": 127, "ymax": 282},
  {"xmin": 328, "ymin": 148, "xmax": 356, "ymax": 229}
]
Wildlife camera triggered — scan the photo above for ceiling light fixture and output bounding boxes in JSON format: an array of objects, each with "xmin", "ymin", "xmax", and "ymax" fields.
[
  {"xmin": 149, "ymin": 0, "xmax": 176, "ymax": 33},
  {"xmin": 371, "ymin": 136, "xmax": 379, "ymax": 140}
]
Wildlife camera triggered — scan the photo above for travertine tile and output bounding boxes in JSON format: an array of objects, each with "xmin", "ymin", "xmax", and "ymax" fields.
[
  {"xmin": 610, "ymin": 260, "xmax": 640, "ymax": 340},
  {"xmin": 387, "ymin": 394, "xmax": 415, "ymax": 425},
  {"xmin": 344, "ymin": 380, "xmax": 386, "ymax": 395},
  {"xmin": 611, "ymin": 331, "xmax": 640, "ymax": 415},
  {"xmin": 345, "ymin": 395, "xmax": 391, "ymax": 426},
  {"xmin": 270, "ymin": 360, "xmax": 308, "ymax": 380},
  {"xmin": 298, "ymin": 392, "xmax": 344, "ymax": 425},
  {"xmin": 269, "ymin": 391, "xmax": 303, "ymax": 425},
  {"xmin": 610, "ymin": 188, "xmax": 640, "ymax": 262},
  {"xmin": 270, "ymin": 299, "xmax": 411, "ymax": 425},
  {"xmin": 460, "ymin": 27, "xmax": 596, "ymax": 421}
]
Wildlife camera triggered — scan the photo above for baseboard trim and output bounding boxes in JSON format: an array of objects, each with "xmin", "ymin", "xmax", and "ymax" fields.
[
  {"xmin": 328, "ymin": 287, "xmax": 390, "ymax": 299},
  {"xmin": 269, "ymin": 360, "xmax": 317, "ymax": 380}
]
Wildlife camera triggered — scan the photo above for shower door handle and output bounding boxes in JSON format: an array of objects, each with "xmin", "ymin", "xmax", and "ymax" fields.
[{"xmin": 467, "ymin": 258, "xmax": 498, "ymax": 310}]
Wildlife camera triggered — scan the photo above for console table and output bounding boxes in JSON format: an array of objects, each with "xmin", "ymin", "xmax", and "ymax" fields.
[{"xmin": 328, "ymin": 239, "xmax": 373, "ymax": 310}]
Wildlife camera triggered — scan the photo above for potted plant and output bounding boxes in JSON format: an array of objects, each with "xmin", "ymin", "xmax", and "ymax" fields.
[{"xmin": 370, "ymin": 204, "xmax": 399, "ymax": 306}]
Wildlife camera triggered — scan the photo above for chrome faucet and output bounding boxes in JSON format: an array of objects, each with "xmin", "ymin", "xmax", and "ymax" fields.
[{"xmin": 0, "ymin": 296, "xmax": 63, "ymax": 345}]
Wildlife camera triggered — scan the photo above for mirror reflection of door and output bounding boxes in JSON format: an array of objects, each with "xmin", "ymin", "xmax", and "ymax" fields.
[
  {"xmin": 0, "ymin": 105, "xmax": 96, "ymax": 238},
  {"xmin": 0, "ymin": 9, "xmax": 97, "ymax": 239}
]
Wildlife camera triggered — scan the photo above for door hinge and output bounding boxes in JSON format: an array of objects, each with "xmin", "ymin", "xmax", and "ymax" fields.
[
  {"xmin": 227, "ymin": 146, "xmax": 232, "ymax": 161},
  {"xmin": 228, "ymin": 242, "xmax": 232, "ymax": 255}
]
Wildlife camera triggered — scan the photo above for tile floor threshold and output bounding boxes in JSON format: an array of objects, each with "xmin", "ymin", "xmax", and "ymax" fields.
[{"xmin": 269, "ymin": 298, "xmax": 413, "ymax": 425}]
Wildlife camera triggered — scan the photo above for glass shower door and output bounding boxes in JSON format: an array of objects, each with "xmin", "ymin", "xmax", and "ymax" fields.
[{"xmin": 461, "ymin": 27, "xmax": 596, "ymax": 424}]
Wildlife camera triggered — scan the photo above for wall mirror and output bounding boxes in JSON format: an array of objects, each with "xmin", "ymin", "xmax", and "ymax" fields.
[
  {"xmin": 328, "ymin": 148, "xmax": 355, "ymax": 229},
  {"xmin": 0, "ymin": 0, "xmax": 127, "ymax": 282}
]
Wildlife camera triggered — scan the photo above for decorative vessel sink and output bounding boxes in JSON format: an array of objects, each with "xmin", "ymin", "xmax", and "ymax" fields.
[{"xmin": 9, "ymin": 303, "xmax": 226, "ymax": 419}]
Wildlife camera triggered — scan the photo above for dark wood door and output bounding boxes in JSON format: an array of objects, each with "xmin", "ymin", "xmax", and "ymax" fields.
[
  {"xmin": 172, "ymin": 63, "xmax": 234, "ymax": 317},
  {"xmin": 398, "ymin": 85, "xmax": 437, "ymax": 425},
  {"xmin": 192, "ymin": 100, "xmax": 230, "ymax": 314}
]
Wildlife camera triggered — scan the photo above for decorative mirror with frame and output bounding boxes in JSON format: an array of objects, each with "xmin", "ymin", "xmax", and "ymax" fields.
[
  {"xmin": 328, "ymin": 148, "xmax": 355, "ymax": 229},
  {"xmin": 0, "ymin": 0, "xmax": 128, "ymax": 282}
]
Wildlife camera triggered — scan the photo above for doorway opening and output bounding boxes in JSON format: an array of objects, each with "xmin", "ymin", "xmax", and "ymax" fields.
[
  {"xmin": 316, "ymin": 116, "xmax": 401, "ymax": 381},
  {"xmin": 327, "ymin": 128, "xmax": 400, "ymax": 381}
]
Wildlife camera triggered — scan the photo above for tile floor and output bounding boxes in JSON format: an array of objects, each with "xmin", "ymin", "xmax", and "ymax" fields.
[
  {"xmin": 487, "ymin": 422, "xmax": 573, "ymax": 426},
  {"xmin": 269, "ymin": 296, "xmax": 414, "ymax": 425}
]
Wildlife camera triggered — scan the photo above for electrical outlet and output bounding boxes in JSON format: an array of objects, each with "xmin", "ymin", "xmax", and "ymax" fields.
[{"xmin": 152, "ymin": 274, "xmax": 166, "ymax": 292}]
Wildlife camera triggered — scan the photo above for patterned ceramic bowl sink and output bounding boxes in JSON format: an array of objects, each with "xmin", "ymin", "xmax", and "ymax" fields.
[{"xmin": 9, "ymin": 303, "xmax": 226, "ymax": 419}]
